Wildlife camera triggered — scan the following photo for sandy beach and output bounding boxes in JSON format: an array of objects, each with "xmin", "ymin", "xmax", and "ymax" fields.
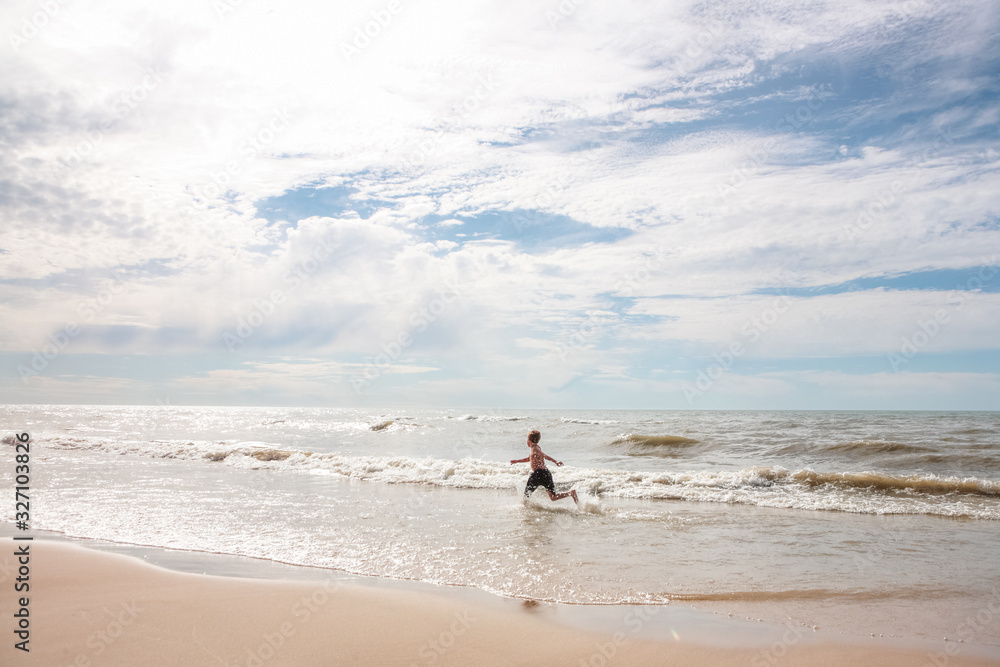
[{"xmin": 0, "ymin": 537, "xmax": 994, "ymax": 667}]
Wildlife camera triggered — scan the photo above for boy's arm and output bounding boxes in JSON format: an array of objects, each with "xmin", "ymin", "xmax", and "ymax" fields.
[
  {"xmin": 510, "ymin": 457, "xmax": 530, "ymax": 465},
  {"xmin": 542, "ymin": 452, "xmax": 563, "ymax": 466}
]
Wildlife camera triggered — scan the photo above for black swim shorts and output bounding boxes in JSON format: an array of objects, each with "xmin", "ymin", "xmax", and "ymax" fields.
[{"xmin": 524, "ymin": 468, "xmax": 555, "ymax": 496}]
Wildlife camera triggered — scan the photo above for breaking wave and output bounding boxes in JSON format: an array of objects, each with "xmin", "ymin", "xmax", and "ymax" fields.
[
  {"xmin": 822, "ymin": 441, "xmax": 933, "ymax": 454},
  {"xmin": 455, "ymin": 414, "xmax": 527, "ymax": 422},
  {"xmin": 611, "ymin": 434, "xmax": 700, "ymax": 448},
  {"xmin": 610, "ymin": 434, "xmax": 702, "ymax": 456},
  {"xmin": 43, "ymin": 437, "xmax": 1000, "ymax": 519}
]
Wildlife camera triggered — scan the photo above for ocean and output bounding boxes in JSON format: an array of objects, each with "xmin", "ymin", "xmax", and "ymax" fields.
[{"xmin": 3, "ymin": 405, "xmax": 999, "ymax": 652}]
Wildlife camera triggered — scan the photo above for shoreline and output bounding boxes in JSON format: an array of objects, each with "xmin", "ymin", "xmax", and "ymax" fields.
[
  {"xmin": 2, "ymin": 529, "xmax": 998, "ymax": 665},
  {"xmin": 0, "ymin": 524, "xmax": 809, "ymax": 648}
]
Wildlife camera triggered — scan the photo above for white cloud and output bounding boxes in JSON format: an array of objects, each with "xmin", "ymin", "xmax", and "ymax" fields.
[
  {"xmin": 630, "ymin": 289, "xmax": 1000, "ymax": 357},
  {"xmin": 1, "ymin": 0, "xmax": 997, "ymax": 407},
  {"xmin": 783, "ymin": 369, "xmax": 1000, "ymax": 395}
]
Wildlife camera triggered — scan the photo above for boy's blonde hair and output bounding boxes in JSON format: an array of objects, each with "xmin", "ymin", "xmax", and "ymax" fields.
[{"xmin": 528, "ymin": 430, "xmax": 541, "ymax": 443}]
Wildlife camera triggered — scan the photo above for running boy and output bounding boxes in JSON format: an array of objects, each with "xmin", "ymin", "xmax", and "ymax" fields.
[{"xmin": 510, "ymin": 430, "xmax": 578, "ymax": 504}]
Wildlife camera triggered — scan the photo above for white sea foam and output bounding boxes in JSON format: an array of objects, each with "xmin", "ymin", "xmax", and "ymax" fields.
[
  {"xmin": 42, "ymin": 436, "xmax": 1000, "ymax": 519},
  {"xmin": 560, "ymin": 418, "xmax": 620, "ymax": 425},
  {"xmin": 455, "ymin": 414, "xmax": 528, "ymax": 421}
]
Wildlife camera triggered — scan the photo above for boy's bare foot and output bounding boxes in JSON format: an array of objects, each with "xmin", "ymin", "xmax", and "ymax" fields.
[{"xmin": 570, "ymin": 490, "xmax": 579, "ymax": 504}]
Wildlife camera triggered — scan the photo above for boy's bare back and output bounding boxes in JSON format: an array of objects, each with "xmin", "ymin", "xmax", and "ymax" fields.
[{"xmin": 528, "ymin": 443, "xmax": 548, "ymax": 471}]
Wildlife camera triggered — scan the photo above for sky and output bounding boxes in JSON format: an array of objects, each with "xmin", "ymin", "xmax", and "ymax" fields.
[{"xmin": 1, "ymin": 0, "xmax": 998, "ymax": 409}]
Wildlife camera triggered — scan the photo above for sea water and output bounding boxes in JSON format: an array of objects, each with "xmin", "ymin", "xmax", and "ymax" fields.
[{"xmin": 2, "ymin": 406, "xmax": 999, "ymax": 650}]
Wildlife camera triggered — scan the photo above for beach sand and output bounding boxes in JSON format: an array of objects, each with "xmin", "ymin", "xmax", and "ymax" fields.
[{"xmin": 2, "ymin": 538, "xmax": 996, "ymax": 666}]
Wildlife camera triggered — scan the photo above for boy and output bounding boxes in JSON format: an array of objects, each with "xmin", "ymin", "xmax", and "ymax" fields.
[{"xmin": 510, "ymin": 430, "xmax": 578, "ymax": 504}]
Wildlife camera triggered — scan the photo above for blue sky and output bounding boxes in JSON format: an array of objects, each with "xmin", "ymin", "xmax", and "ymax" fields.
[{"xmin": 1, "ymin": 0, "xmax": 998, "ymax": 408}]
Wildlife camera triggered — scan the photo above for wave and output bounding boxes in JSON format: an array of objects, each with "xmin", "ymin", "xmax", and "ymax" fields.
[
  {"xmin": 610, "ymin": 434, "xmax": 701, "ymax": 456},
  {"xmin": 775, "ymin": 440, "xmax": 951, "ymax": 458},
  {"xmin": 916, "ymin": 453, "xmax": 1000, "ymax": 468},
  {"xmin": 561, "ymin": 418, "xmax": 619, "ymax": 425},
  {"xmin": 822, "ymin": 440, "xmax": 934, "ymax": 454},
  {"xmin": 455, "ymin": 414, "xmax": 527, "ymax": 422},
  {"xmin": 612, "ymin": 434, "xmax": 700, "ymax": 447},
  {"xmin": 664, "ymin": 586, "xmax": 956, "ymax": 603},
  {"xmin": 43, "ymin": 437, "xmax": 1000, "ymax": 519},
  {"xmin": 789, "ymin": 469, "xmax": 1000, "ymax": 496}
]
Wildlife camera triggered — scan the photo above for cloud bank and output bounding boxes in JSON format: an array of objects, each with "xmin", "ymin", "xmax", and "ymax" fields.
[{"xmin": 1, "ymin": 0, "xmax": 998, "ymax": 408}]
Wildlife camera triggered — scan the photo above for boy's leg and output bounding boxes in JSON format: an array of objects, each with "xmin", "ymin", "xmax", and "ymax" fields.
[
  {"xmin": 542, "ymin": 469, "xmax": 577, "ymax": 503},
  {"xmin": 525, "ymin": 471, "xmax": 541, "ymax": 497},
  {"xmin": 545, "ymin": 489, "xmax": 579, "ymax": 504}
]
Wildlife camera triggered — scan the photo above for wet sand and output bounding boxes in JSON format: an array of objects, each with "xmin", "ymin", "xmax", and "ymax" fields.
[{"xmin": 2, "ymin": 538, "xmax": 996, "ymax": 666}]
